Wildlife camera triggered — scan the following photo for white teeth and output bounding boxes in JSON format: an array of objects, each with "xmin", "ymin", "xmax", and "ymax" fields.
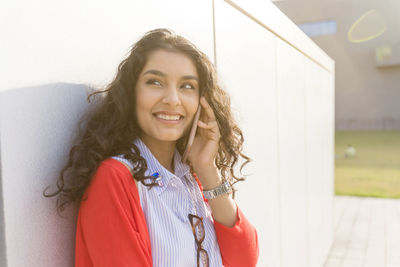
[{"xmin": 156, "ymin": 113, "xmax": 181, "ymax": 121}]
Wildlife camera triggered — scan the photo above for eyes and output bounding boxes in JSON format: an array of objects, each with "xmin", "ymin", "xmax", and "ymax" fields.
[
  {"xmin": 145, "ymin": 78, "xmax": 197, "ymax": 90},
  {"xmin": 146, "ymin": 79, "xmax": 162, "ymax": 86}
]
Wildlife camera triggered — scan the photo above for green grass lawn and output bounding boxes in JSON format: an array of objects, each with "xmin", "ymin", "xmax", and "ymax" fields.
[{"xmin": 335, "ymin": 131, "xmax": 400, "ymax": 198}]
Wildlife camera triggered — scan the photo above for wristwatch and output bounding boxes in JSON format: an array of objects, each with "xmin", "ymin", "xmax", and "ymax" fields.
[{"xmin": 203, "ymin": 181, "xmax": 232, "ymax": 200}]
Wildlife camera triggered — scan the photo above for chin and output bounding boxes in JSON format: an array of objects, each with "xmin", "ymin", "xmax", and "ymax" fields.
[{"xmin": 156, "ymin": 132, "xmax": 185, "ymax": 142}]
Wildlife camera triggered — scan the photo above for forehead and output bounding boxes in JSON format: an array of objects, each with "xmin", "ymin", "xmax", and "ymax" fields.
[{"xmin": 142, "ymin": 49, "xmax": 198, "ymax": 77}]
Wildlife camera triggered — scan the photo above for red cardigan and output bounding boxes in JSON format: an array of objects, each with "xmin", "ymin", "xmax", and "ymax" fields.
[{"xmin": 75, "ymin": 158, "xmax": 259, "ymax": 267}]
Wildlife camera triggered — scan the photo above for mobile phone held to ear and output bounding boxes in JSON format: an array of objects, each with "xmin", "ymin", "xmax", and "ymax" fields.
[{"xmin": 182, "ymin": 105, "xmax": 201, "ymax": 163}]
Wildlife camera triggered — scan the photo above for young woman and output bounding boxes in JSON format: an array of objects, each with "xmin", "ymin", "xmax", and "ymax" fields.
[{"xmin": 45, "ymin": 28, "xmax": 258, "ymax": 267}]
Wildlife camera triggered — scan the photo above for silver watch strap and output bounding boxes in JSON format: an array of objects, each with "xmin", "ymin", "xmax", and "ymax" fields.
[{"xmin": 203, "ymin": 181, "xmax": 232, "ymax": 200}]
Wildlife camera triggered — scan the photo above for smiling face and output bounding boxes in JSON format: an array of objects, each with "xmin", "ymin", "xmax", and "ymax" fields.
[{"xmin": 135, "ymin": 49, "xmax": 200, "ymax": 147}]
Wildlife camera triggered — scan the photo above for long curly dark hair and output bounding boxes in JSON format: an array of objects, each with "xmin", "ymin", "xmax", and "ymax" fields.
[{"xmin": 43, "ymin": 28, "xmax": 250, "ymax": 214}]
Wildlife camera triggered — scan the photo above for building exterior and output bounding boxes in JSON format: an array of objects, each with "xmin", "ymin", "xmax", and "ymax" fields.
[{"xmin": 275, "ymin": 0, "xmax": 400, "ymax": 130}]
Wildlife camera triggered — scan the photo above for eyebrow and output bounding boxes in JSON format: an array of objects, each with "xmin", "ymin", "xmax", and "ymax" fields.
[{"xmin": 143, "ymin": 69, "xmax": 199, "ymax": 82}]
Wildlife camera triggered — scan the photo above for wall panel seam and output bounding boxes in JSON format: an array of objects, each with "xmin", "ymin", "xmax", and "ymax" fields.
[
  {"xmin": 0, "ymin": 112, "xmax": 8, "ymax": 267},
  {"xmin": 303, "ymin": 58, "xmax": 310, "ymax": 267},
  {"xmin": 274, "ymin": 37, "xmax": 282, "ymax": 267},
  {"xmin": 212, "ymin": 0, "xmax": 218, "ymax": 66}
]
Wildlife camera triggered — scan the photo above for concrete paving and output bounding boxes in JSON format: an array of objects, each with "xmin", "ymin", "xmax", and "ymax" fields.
[{"xmin": 324, "ymin": 196, "xmax": 400, "ymax": 267}]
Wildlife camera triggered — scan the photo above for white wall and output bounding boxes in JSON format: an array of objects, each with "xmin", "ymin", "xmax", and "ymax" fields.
[
  {"xmin": 0, "ymin": 84, "xmax": 89, "ymax": 267},
  {"xmin": 0, "ymin": 0, "xmax": 335, "ymax": 266},
  {"xmin": 0, "ymin": 0, "xmax": 214, "ymax": 91},
  {"xmin": 213, "ymin": 2, "xmax": 280, "ymax": 265},
  {"xmin": 214, "ymin": 1, "xmax": 335, "ymax": 266}
]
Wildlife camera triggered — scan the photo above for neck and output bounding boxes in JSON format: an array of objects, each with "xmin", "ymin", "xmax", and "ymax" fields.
[{"xmin": 140, "ymin": 136, "xmax": 176, "ymax": 173}]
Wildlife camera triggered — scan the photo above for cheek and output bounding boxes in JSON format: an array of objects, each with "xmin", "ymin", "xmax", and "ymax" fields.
[
  {"xmin": 134, "ymin": 90, "xmax": 152, "ymax": 129},
  {"xmin": 134, "ymin": 93, "xmax": 144, "ymax": 117},
  {"xmin": 135, "ymin": 88, "xmax": 155, "ymax": 114}
]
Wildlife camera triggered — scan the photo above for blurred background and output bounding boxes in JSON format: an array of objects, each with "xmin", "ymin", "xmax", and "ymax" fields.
[{"xmin": 274, "ymin": 0, "xmax": 400, "ymax": 199}]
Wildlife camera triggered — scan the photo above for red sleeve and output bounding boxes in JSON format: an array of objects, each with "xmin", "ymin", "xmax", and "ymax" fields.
[
  {"xmin": 213, "ymin": 205, "xmax": 259, "ymax": 267},
  {"xmin": 75, "ymin": 159, "xmax": 152, "ymax": 267}
]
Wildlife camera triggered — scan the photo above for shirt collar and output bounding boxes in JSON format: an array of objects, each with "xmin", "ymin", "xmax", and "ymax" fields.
[{"xmin": 133, "ymin": 138, "xmax": 190, "ymax": 195}]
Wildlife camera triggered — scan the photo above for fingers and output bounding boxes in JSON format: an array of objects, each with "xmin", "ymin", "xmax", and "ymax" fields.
[
  {"xmin": 197, "ymin": 97, "xmax": 220, "ymax": 140},
  {"xmin": 197, "ymin": 119, "xmax": 220, "ymax": 142},
  {"xmin": 197, "ymin": 119, "xmax": 218, "ymax": 129}
]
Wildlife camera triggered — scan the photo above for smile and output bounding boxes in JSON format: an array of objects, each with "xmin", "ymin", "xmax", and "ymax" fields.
[
  {"xmin": 156, "ymin": 114, "xmax": 182, "ymax": 121},
  {"xmin": 153, "ymin": 112, "xmax": 184, "ymax": 122}
]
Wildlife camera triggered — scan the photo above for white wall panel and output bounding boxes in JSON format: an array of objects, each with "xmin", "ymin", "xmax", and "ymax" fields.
[
  {"xmin": 305, "ymin": 57, "xmax": 327, "ymax": 267},
  {"xmin": 322, "ymin": 67, "xmax": 335, "ymax": 258},
  {"xmin": 1, "ymin": 0, "xmax": 214, "ymax": 91},
  {"xmin": 0, "ymin": 84, "xmax": 90, "ymax": 267},
  {"xmin": 215, "ymin": 1, "xmax": 335, "ymax": 266},
  {"xmin": 214, "ymin": 1, "xmax": 279, "ymax": 266},
  {"xmin": 276, "ymin": 38, "xmax": 308, "ymax": 267}
]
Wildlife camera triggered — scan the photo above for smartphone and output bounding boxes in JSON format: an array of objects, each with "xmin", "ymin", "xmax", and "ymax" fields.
[{"xmin": 182, "ymin": 105, "xmax": 201, "ymax": 163}]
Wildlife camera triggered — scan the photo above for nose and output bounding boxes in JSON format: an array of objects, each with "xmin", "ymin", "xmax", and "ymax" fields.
[{"xmin": 162, "ymin": 86, "xmax": 181, "ymax": 106}]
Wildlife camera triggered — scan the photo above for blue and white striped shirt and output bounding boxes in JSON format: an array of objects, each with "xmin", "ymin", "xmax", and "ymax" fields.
[{"xmin": 112, "ymin": 138, "xmax": 223, "ymax": 267}]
